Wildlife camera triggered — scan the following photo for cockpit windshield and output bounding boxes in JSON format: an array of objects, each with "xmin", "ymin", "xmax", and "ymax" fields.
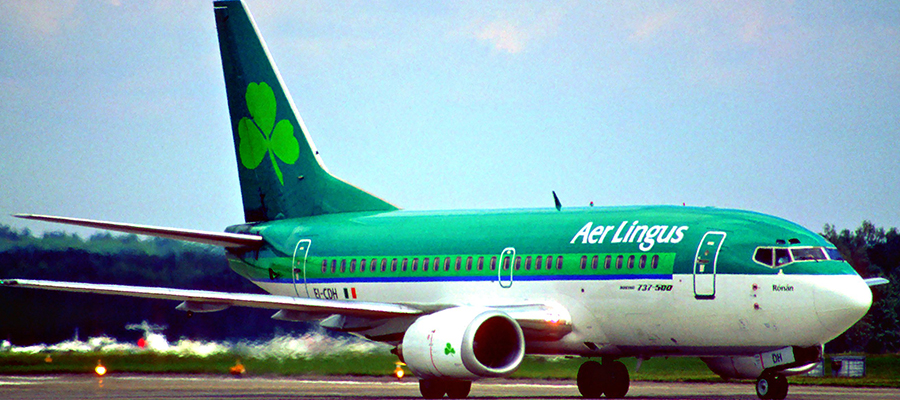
[
  {"xmin": 790, "ymin": 247, "xmax": 827, "ymax": 261},
  {"xmin": 824, "ymin": 248, "xmax": 844, "ymax": 261},
  {"xmin": 753, "ymin": 246, "xmax": 842, "ymax": 268}
]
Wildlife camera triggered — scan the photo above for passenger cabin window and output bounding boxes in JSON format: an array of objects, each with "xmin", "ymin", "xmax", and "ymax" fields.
[
  {"xmin": 525, "ymin": 256, "xmax": 531, "ymax": 270},
  {"xmin": 650, "ymin": 255, "xmax": 659, "ymax": 269},
  {"xmin": 331, "ymin": 260, "xmax": 337, "ymax": 273},
  {"xmin": 604, "ymin": 255, "xmax": 611, "ymax": 269},
  {"xmin": 391, "ymin": 258, "xmax": 398, "ymax": 272},
  {"xmin": 340, "ymin": 259, "xmax": 346, "ymax": 273},
  {"xmin": 360, "ymin": 259, "xmax": 366, "ymax": 272},
  {"xmin": 444, "ymin": 257, "xmax": 451, "ymax": 271},
  {"xmin": 591, "ymin": 255, "xmax": 599, "ymax": 270},
  {"xmin": 627, "ymin": 255, "xmax": 635, "ymax": 269},
  {"xmin": 514, "ymin": 256, "xmax": 521, "ymax": 270},
  {"xmin": 401, "ymin": 258, "xmax": 408, "ymax": 272},
  {"xmin": 466, "ymin": 256, "xmax": 473, "ymax": 271},
  {"xmin": 477, "ymin": 256, "xmax": 484, "ymax": 270},
  {"xmin": 350, "ymin": 259, "xmax": 356, "ymax": 273},
  {"xmin": 556, "ymin": 256, "xmax": 564, "ymax": 270},
  {"xmin": 412, "ymin": 258, "xmax": 418, "ymax": 271},
  {"xmin": 639, "ymin": 255, "xmax": 646, "ymax": 269},
  {"xmin": 455, "ymin": 257, "xmax": 462, "ymax": 271},
  {"xmin": 535, "ymin": 256, "xmax": 542, "ymax": 270},
  {"xmin": 381, "ymin": 259, "xmax": 387, "ymax": 272},
  {"xmin": 423, "ymin": 258, "xmax": 429, "ymax": 271},
  {"xmin": 546, "ymin": 256, "xmax": 554, "ymax": 270},
  {"xmin": 322, "ymin": 260, "xmax": 327, "ymax": 273},
  {"xmin": 615, "ymin": 255, "xmax": 623, "ymax": 269},
  {"xmin": 490, "ymin": 256, "xmax": 497, "ymax": 271},
  {"xmin": 580, "ymin": 255, "xmax": 587, "ymax": 270}
]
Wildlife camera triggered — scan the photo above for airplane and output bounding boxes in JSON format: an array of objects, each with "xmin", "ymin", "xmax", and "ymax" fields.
[{"xmin": 2, "ymin": 1, "xmax": 886, "ymax": 399}]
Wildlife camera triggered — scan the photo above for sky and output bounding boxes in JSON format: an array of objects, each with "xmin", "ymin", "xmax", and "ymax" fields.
[{"xmin": 1, "ymin": 0, "xmax": 898, "ymax": 238}]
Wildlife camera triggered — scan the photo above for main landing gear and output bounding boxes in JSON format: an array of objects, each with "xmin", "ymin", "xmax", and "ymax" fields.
[
  {"xmin": 755, "ymin": 371, "xmax": 788, "ymax": 400},
  {"xmin": 576, "ymin": 359, "xmax": 630, "ymax": 398},
  {"xmin": 418, "ymin": 379, "xmax": 472, "ymax": 399}
]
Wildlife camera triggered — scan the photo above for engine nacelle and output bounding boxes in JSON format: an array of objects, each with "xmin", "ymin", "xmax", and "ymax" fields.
[{"xmin": 401, "ymin": 307, "xmax": 525, "ymax": 380}]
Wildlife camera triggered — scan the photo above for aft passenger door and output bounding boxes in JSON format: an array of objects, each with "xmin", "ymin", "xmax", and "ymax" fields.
[
  {"xmin": 498, "ymin": 247, "xmax": 515, "ymax": 288},
  {"xmin": 292, "ymin": 239, "xmax": 311, "ymax": 297},
  {"xmin": 693, "ymin": 232, "xmax": 726, "ymax": 299}
]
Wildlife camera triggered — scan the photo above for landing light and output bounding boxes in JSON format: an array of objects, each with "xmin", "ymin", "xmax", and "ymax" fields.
[
  {"xmin": 230, "ymin": 359, "xmax": 246, "ymax": 376},
  {"xmin": 95, "ymin": 360, "xmax": 107, "ymax": 376},
  {"xmin": 394, "ymin": 361, "xmax": 406, "ymax": 380}
]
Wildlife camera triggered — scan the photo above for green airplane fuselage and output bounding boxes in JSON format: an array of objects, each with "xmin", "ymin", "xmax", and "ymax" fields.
[{"xmin": 229, "ymin": 205, "xmax": 853, "ymax": 288}]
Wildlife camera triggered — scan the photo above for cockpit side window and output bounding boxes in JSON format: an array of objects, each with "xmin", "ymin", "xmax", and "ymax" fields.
[{"xmin": 754, "ymin": 248, "xmax": 774, "ymax": 266}]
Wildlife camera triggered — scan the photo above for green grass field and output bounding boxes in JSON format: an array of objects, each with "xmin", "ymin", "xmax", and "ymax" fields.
[{"xmin": 1, "ymin": 352, "xmax": 897, "ymax": 387}]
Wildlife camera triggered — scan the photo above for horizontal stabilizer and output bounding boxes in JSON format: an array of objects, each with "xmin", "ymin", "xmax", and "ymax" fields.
[
  {"xmin": 865, "ymin": 277, "xmax": 890, "ymax": 287},
  {"xmin": 0, "ymin": 279, "xmax": 422, "ymax": 319},
  {"xmin": 14, "ymin": 214, "xmax": 262, "ymax": 249}
]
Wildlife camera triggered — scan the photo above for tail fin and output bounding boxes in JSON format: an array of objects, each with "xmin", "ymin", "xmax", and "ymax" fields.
[{"xmin": 213, "ymin": 1, "xmax": 397, "ymax": 222}]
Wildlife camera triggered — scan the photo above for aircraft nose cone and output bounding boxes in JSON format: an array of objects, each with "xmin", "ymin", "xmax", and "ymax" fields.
[{"xmin": 813, "ymin": 275, "xmax": 872, "ymax": 342}]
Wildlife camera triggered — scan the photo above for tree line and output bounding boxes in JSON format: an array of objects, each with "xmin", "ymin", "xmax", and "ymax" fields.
[
  {"xmin": 821, "ymin": 222, "xmax": 899, "ymax": 353},
  {"xmin": 0, "ymin": 222, "xmax": 897, "ymax": 352},
  {"xmin": 0, "ymin": 226, "xmax": 301, "ymax": 345}
]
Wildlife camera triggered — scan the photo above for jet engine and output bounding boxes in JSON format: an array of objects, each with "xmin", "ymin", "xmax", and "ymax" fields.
[{"xmin": 401, "ymin": 307, "xmax": 525, "ymax": 380}]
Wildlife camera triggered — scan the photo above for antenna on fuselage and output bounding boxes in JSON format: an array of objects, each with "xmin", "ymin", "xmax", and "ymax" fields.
[{"xmin": 552, "ymin": 191, "xmax": 562, "ymax": 211}]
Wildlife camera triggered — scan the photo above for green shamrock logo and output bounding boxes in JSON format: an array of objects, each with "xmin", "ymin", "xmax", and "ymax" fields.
[
  {"xmin": 444, "ymin": 343, "xmax": 456, "ymax": 356},
  {"xmin": 238, "ymin": 82, "xmax": 300, "ymax": 185}
]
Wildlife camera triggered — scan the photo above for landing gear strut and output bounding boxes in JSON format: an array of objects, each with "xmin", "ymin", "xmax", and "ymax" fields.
[
  {"xmin": 755, "ymin": 371, "xmax": 788, "ymax": 400},
  {"xmin": 576, "ymin": 359, "xmax": 630, "ymax": 398},
  {"xmin": 418, "ymin": 379, "xmax": 472, "ymax": 399}
]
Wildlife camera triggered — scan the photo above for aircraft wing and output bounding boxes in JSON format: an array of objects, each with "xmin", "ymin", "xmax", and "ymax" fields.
[
  {"xmin": 1, "ymin": 279, "xmax": 571, "ymax": 338},
  {"xmin": 14, "ymin": 214, "xmax": 262, "ymax": 249},
  {"xmin": 0, "ymin": 279, "xmax": 422, "ymax": 319}
]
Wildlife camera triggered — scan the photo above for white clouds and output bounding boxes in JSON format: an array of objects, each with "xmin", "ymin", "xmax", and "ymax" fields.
[
  {"xmin": 473, "ymin": 19, "xmax": 528, "ymax": 53},
  {"xmin": 8, "ymin": 0, "xmax": 78, "ymax": 37},
  {"xmin": 630, "ymin": 7, "xmax": 678, "ymax": 42},
  {"xmin": 466, "ymin": 4, "xmax": 567, "ymax": 54}
]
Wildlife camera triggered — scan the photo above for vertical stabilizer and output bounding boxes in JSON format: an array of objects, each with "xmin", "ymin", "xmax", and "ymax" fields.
[{"xmin": 213, "ymin": 1, "xmax": 397, "ymax": 222}]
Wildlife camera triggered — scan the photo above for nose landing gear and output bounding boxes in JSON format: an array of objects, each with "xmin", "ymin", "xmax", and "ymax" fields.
[
  {"xmin": 418, "ymin": 379, "xmax": 472, "ymax": 399},
  {"xmin": 755, "ymin": 371, "xmax": 788, "ymax": 400}
]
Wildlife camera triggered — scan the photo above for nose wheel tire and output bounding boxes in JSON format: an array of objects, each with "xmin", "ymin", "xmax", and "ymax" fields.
[
  {"xmin": 577, "ymin": 360, "xmax": 630, "ymax": 398},
  {"xmin": 418, "ymin": 379, "xmax": 471, "ymax": 399},
  {"xmin": 756, "ymin": 372, "xmax": 788, "ymax": 400}
]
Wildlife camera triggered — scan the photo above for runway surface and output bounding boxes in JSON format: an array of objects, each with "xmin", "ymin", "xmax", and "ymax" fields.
[{"xmin": 1, "ymin": 374, "xmax": 897, "ymax": 399}]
